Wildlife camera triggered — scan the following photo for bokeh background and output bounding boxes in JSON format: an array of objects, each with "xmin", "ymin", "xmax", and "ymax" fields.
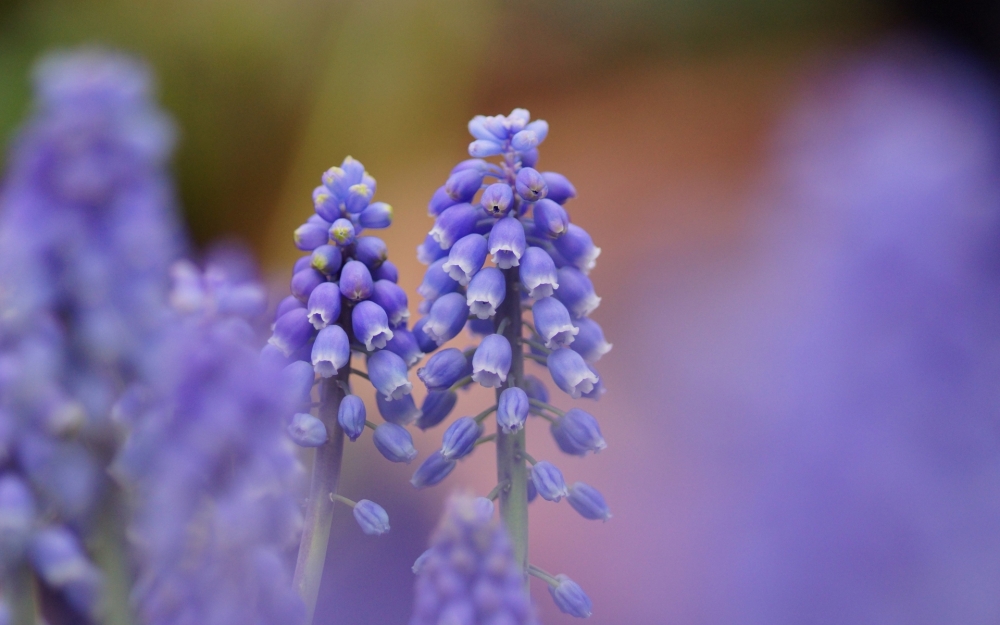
[{"xmin": 3, "ymin": 1, "xmax": 1000, "ymax": 623}]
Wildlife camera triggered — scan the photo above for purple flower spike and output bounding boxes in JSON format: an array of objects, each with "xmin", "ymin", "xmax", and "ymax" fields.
[
  {"xmin": 481, "ymin": 182, "xmax": 514, "ymax": 216},
  {"xmin": 373, "ymin": 422, "xmax": 417, "ymax": 463},
  {"xmin": 441, "ymin": 416, "xmax": 483, "ymax": 460},
  {"xmin": 442, "ymin": 233, "xmax": 488, "ymax": 286},
  {"xmin": 571, "ymin": 317, "xmax": 612, "ymax": 363},
  {"xmin": 488, "ymin": 216, "xmax": 526, "ymax": 269},
  {"xmin": 367, "ymin": 349, "xmax": 413, "ymax": 400},
  {"xmin": 423, "ymin": 293, "xmax": 470, "ymax": 346},
  {"xmin": 531, "ymin": 461, "xmax": 569, "ymax": 502},
  {"xmin": 547, "ymin": 348, "xmax": 599, "ymax": 399},
  {"xmin": 549, "ymin": 574, "xmax": 593, "ymax": 618},
  {"xmin": 418, "ymin": 391, "xmax": 457, "ymax": 430},
  {"xmin": 553, "ymin": 223, "xmax": 600, "ymax": 274},
  {"xmin": 466, "ymin": 266, "xmax": 505, "ymax": 319},
  {"xmin": 515, "ymin": 167, "xmax": 548, "ymax": 201},
  {"xmin": 430, "ymin": 203, "xmax": 481, "ymax": 250},
  {"xmin": 338, "ymin": 395, "xmax": 366, "ymax": 441},
  {"xmin": 567, "ymin": 482, "xmax": 611, "ymax": 521},
  {"xmin": 353, "ymin": 500, "xmax": 390, "ymax": 535},
  {"xmin": 287, "ymin": 413, "xmax": 328, "ymax": 447},
  {"xmin": 533, "ymin": 296, "xmax": 578, "ymax": 348},
  {"xmin": 472, "ymin": 334, "xmax": 512, "ymax": 388},
  {"xmin": 445, "ymin": 168, "xmax": 485, "ymax": 202},
  {"xmin": 312, "ymin": 324, "xmax": 350, "ymax": 378},
  {"xmin": 541, "ymin": 171, "xmax": 577, "ymax": 204},
  {"xmin": 418, "ymin": 348, "xmax": 472, "ymax": 391},
  {"xmin": 551, "ymin": 408, "xmax": 606, "ymax": 456},
  {"xmin": 269, "ymin": 308, "xmax": 314, "ymax": 356},
  {"xmin": 352, "ymin": 301, "xmax": 394, "ymax": 351},
  {"xmin": 497, "ymin": 387, "xmax": 529, "ymax": 433},
  {"xmin": 376, "ymin": 392, "xmax": 420, "ymax": 426},
  {"xmin": 520, "ymin": 246, "xmax": 560, "ymax": 299},
  {"xmin": 339, "ymin": 260, "xmax": 373, "ymax": 301},
  {"xmin": 307, "ymin": 282, "xmax": 342, "ymax": 330},
  {"xmin": 533, "ymin": 198, "xmax": 570, "ymax": 239},
  {"xmin": 410, "ymin": 451, "xmax": 457, "ymax": 489}
]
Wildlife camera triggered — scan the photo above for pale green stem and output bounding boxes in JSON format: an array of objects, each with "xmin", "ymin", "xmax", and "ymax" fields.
[
  {"xmin": 8, "ymin": 565, "xmax": 38, "ymax": 625},
  {"xmin": 496, "ymin": 265, "xmax": 529, "ymax": 592},
  {"xmin": 527, "ymin": 563, "xmax": 560, "ymax": 587},
  {"xmin": 293, "ymin": 370, "xmax": 348, "ymax": 625},
  {"xmin": 91, "ymin": 485, "xmax": 134, "ymax": 625}
]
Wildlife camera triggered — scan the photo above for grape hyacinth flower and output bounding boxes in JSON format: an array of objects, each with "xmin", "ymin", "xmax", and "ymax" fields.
[
  {"xmin": 0, "ymin": 49, "xmax": 182, "ymax": 621},
  {"xmin": 412, "ymin": 109, "xmax": 611, "ymax": 615},
  {"xmin": 411, "ymin": 494, "xmax": 540, "ymax": 625},
  {"xmin": 265, "ymin": 157, "xmax": 415, "ymax": 624}
]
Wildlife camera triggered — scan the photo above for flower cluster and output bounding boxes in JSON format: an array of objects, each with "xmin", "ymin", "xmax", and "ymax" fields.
[
  {"xmin": 411, "ymin": 494, "xmax": 540, "ymax": 625},
  {"xmin": 120, "ymin": 259, "xmax": 304, "ymax": 625},
  {"xmin": 410, "ymin": 109, "xmax": 610, "ymax": 617},
  {"xmin": 0, "ymin": 49, "xmax": 181, "ymax": 619}
]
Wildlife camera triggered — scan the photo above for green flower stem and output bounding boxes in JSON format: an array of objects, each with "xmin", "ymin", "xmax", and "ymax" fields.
[
  {"xmin": 349, "ymin": 368, "xmax": 369, "ymax": 380},
  {"xmin": 475, "ymin": 433, "xmax": 497, "ymax": 447},
  {"xmin": 496, "ymin": 265, "xmax": 529, "ymax": 592},
  {"xmin": 91, "ymin": 485, "xmax": 135, "ymax": 625},
  {"xmin": 524, "ymin": 353, "xmax": 548, "ymax": 366},
  {"xmin": 448, "ymin": 375, "xmax": 474, "ymax": 392},
  {"xmin": 329, "ymin": 493, "xmax": 356, "ymax": 508},
  {"xmin": 521, "ymin": 338, "xmax": 551, "ymax": 354},
  {"xmin": 527, "ymin": 398, "xmax": 564, "ymax": 417},
  {"xmin": 9, "ymin": 565, "xmax": 37, "ymax": 625},
  {"xmin": 527, "ymin": 564, "xmax": 560, "ymax": 587},
  {"xmin": 293, "ymin": 369, "xmax": 348, "ymax": 625},
  {"xmin": 474, "ymin": 405, "xmax": 498, "ymax": 424}
]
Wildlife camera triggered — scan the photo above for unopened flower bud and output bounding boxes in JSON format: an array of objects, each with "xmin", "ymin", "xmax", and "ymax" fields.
[
  {"xmin": 532, "ymin": 198, "xmax": 569, "ymax": 239},
  {"xmin": 418, "ymin": 348, "xmax": 472, "ymax": 391},
  {"xmin": 338, "ymin": 395, "xmax": 366, "ymax": 441},
  {"xmin": 329, "ymin": 218, "xmax": 356, "ymax": 245},
  {"xmin": 441, "ymin": 416, "xmax": 483, "ymax": 460},
  {"xmin": 373, "ymin": 423, "xmax": 417, "ymax": 463},
  {"xmin": 481, "ymin": 183, "xmax": 513, "ymax": 216},
  {"xmin": 410, "ymin": 450, "xmax": 456, "ymax": 488},
  {"xmin": 515, "ymin": 167, "xmax": 547, "ymax": 201},
  {"xmin": 418, "ymin": 390, "xmax": 457, "ymax": 430},
  {"xmin": 548, "ymin": 348, "xmax": 599, "ymax": 399},
  {"xmin": 553, "ymin": 224, "xmax": 600, "ymax": 274},
  {"xmin": 551, "ymin": 408, "xmax": 606, "ymax": 456},
  {"xmin": 549, "ymin": 574, "xmax": 593, "ymax": 618},
  {"xmin": 339, "ymin": 260, "xmax": 373, "ymax": 301},
  {"xmin": 287, "ymin": 413, "xmax": 328, "ymax": 447},
  {"xmin": 367, "ymin": 349, "xmax": 413, "ymax": 400},
  {"xmin": 541, "ymin": 171, "xmax": 576, "ymax": 204},
  {"xmin": 430, "ymin": 203, "xmax": 481, "ymax": 250},
  {"xmin": 531, "ymin": 461, "xmax": 568, "ymax": 502},
  {"xmin": 359, "ymin": 201, "xmax": 392, "ymax": 229},
  {"xmin": 497, "ymin": 387, "xmax": 528, "ymax": 433},
  {"xmin": 423, "ymin": 293, "xmax": 469, "ymax": 346},
  {"xmin": 294, "ymin": 222, "xmax": 329, "ymax": 251},
  {"xmin": 353, "ymin": 499, "xmax": 390, "ymax": 535},
  {"xmin": 355, "ymin": 236, "xmax": 388, "ymax": 269},
  {"xmin": 291, "ymin": 268, "xmax": 325, "ymax": 301},
  {"xmin": 377, "ymin": 392, "xmax": 420, "ymax": 426},
  {"xmin": 310, "ymin": 244, "xmax": 343, "ymax": 277},
  {"xmin": 445, "ymin": 169, "xmax": 485, "ymax": 202}
]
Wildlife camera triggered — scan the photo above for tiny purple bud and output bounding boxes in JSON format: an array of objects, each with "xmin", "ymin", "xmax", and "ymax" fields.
[
  {"xmin": 355, "ymin": 236, "xmax": 388, "ymax": 269},
  {"xmin": 428, "ymin": 185, "xmax": 459, "ymax": 217},
  {"xmin": 430, "ymin": 203, "xmax": 482, "ymax": 250},
  {"xmin": 532, "ymin": 198, "xmax": 569, "ymax": 239},
  {"xmin": 418, "ymin": 390, "xmax": 457, "ymax": 430},
  {"xmin": 417, "ymin": 233, "xmax": 449, "ymax": 265},
  {"xmin": 488, "ymin": 216, "xmax": 526, "ymax": 269},
  {"xmin": 338, "ymin": 395, "xmax": 367, "ymax": 441},
  {"xmin": 274, "ymin": 295, "xmax": 304, "ymax": 322},
  {"xmin": 533, "ymin": 297, "xmax": 578, "ymax": 348},
  {"xmin": 290, "ymin": 268, "xmax": 325, "ymax": 301},
  {"xmin": 410, "ymin": 450, "xmax": 456, "ymax": 488},
  {"xmin": 520, "ymin": 147, "xmax": 539, "ymax": 167},
  {"xmin": 472, "ymin": 334, "xmax": 512, "ymax": 388},
  {"xmin": 468, "ymin": 139, "xmax": 504, "ymax": 158},
  {"xmin": 520, "ymin": 247, "xmax": 559, "ymax": 299},
  {"xmin": 523, "ymin": 374, "xmax": 549, "ymax": 405},
  {"xmin": 417, "ymin": 258, "xmax": 460, "ymax": 302},
  {"xmin": 385, "ymin": 328, "xmax": 423, "ymax": 367},
  {"xmin": 473, "ymin": 497, "xmax": 495, "ymax": 519},
  {"xmin": 445, "ymin": 169, "xmax": 485, "ymax": 203},
  {"xmin": 367, "ymin": 349, "xmax": 413, "ymax": 400},
  {"xmin": 373, "ymin": 422, "xmax": 417, "ymax": 463},
  {"xmin": 497, "ymin": 387, "xmax": 528, "ymax": 433},
  {"xmin": 547, "ymin": 348, "xmax": 599, "ymax": 399},
  {"xmin": 507, "ymin": 108, "xmax": 530, "ymax": 132},
  {"xmin": 418, "ymin": 348, "xmax": 472, "ymax": 391},
  {"xmin": 329, "ymin": 218, "xmax": 356, "ymax": 245},
  {"xmin": 287, "ymin": 413, "xmax": 328, "ymax": 447},
  {"xmin": 377, "ymin": 392, "xmax": 421, "ymax": 426},
  {"xmin": 531, "ymin": 461, "xmax": 569, "ymax": 502},
  {"xmin": 423, "ymin": 293, "xmax": 470, "ymax": 346},
  {"xmin": 312, "ymin": 324, "xmax": 350, "ymax": 378},
  {"xmin": 352, "ymin": 300, "xmax": 394, "ymax": 350},
  {"xmin": 372, "ymin": 259, "xmax": 398, "ymax": 283},
  {"xmin": 554, "ymin": 267, "xmax": 600, "ymax": 318},
  {"xmin": 353, "ymin": 499, "xmax": 390, "ymax": 535},
  {"xmin": 551, "ymin": 408, "xmax": 606, "ymax": 456},
  {"xmin": 553, "ymin": 224, "xmax": 600, "ymax": 274},
  {"xmin": 341, "ymin": 156, "xmax": 366, "ymax": 184},
  {"xmin": 313, "ymin": 185, "xmax": 340, "ymax": 221},
  {"xmin": 322, "ymin": 165, "xmax": 349, "ymax": 198},
  {"xmin": 293, "ymin": 254, "xmax": 313, "ymax": 275},
  {"xmin": 269, "ymin": 308, "xmax": 314, "ymax": 356},
  {"xmin": 567, "ymin": 482, "xmax": 611, "ymax": 521},
  {"xmin": 510, "ymin": 129, "xmax": 539, "ymax": 152},
  {"xmin": 525, "ymin": 119, "xmax": 549, "ymax": 142},
  {"xmin": 571, "ymin": 317, "xmax": 612, "ymax": 363},
  {"xmin": 344, "ymin": 182, "xmax": 374, "ymax": 214},
  {"xmin": 294, "ymin": 222, "xmax": 329, "ymax": 251},
  {"xmin": 481, "ymin": 183, "xmax": 514, "ymax": 216},
  {"xmin": 359, "ymin": 201, "xmax": 392, "ymax": 229},
  {"xmin": 280, "ymin": 360, "xmax": 315, "ymax": 408},
  {"xmin": 307, "ymin": 282, "xmax": 342, "ymax": 330},
  {"xmin": 466, "ymin": 267, "xmax": 505, "ymax": 319},
  {"xmin": 442, "ymin": 233, "xmax": 488, "ymax": 286},
  {"xmin": 541, "ymin": 171, "xmax": 576, "ymax": 204},
  {"xmin": 311, "ymin": 244, "xmax": 343, "ymax": 277},
  {"xmin": 339, "ymin": 260, "xmax": 373, "ymax": 301},
  {"xmin": 549, "ymin": 574, "xmax": 593, "ymax": 618},
  {"xmin": 441, "ymin": 416, "xmax": 483, "ymax": 460},
  {"xmin": 515, "ymin": 167, "xmax": 547, "ymax": 201},
  {"xmin": 468, "ymin": 115, "xmax": 507, "ymax": 141}
]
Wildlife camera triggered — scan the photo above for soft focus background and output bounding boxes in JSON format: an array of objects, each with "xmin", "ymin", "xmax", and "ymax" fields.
[{"xmin": 4, "ymin": 1, "xmax": 1000, "ymax": 623}]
